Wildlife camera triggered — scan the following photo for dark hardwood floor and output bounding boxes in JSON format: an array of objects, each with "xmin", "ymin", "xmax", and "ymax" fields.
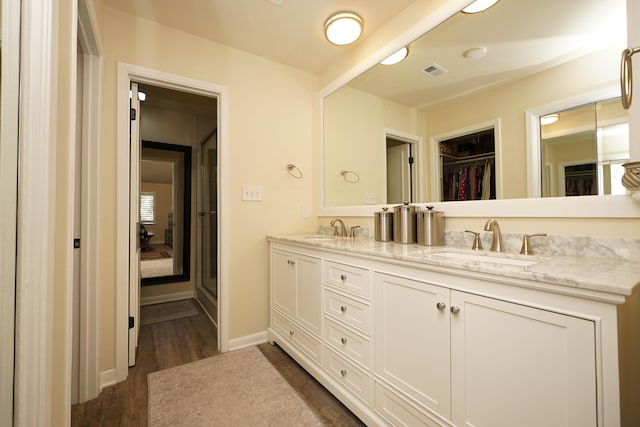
[{"xmin": 71, "ymin": 300, "xmax": 365, "ymax": 426}]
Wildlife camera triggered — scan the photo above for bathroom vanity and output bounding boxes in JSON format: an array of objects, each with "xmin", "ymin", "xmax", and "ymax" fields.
[{"xmin": 266, "ymin": 235, "xmax": 640, "ymax": 427}]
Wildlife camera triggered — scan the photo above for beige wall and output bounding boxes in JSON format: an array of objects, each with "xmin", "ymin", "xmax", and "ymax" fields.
[
  {"xmin": 98, "ymin": 7, "xmax": 319, "ymax": 372},
  {"xmin": 324, "ymin": 86, "xmax": 425, "ymax": 206}
]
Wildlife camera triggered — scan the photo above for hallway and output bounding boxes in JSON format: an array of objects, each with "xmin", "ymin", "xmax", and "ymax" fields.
[{"xmin": 71, "ymin": 300, "xmax": 363, "ymax": 426}]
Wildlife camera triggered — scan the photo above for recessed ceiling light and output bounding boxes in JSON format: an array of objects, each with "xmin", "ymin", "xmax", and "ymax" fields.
[
  {"xmin": 324, "ymin": 12, "xmax": 363, "ymax": 46},
  {"xmin": 462, "ymin": 0, "xmax": 500, "ymax": 14},
  {"xmin": 462, "ymin": 47, "xmax": 487, "ymax": 60},
  {"xmin": 380, "ymin": 47, "xmax": 409, "ymax": 65},
  {"xmin": 540, "ymin": 114, "xmax": 559, "ymax": 126}
]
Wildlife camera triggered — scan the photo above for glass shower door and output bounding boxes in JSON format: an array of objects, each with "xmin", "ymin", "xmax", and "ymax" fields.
[{"xmin": 200, "ymin": 130, "xmax": 218, "ymax": 298}]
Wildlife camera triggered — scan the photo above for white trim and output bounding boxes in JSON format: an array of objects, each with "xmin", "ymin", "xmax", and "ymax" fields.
[
  {"xmin": 116, "ymin": 63, "xmax": 231, "ymax": 383},
  {"xmin": 14, "ymin": 0, "xmax": 57, "ymax": 424},
  {"xmin": 77, "ymin": 0, "xmax": 103, "ymax": 403},
  {"xmin": 0, "ymin": 0, "xmax": 21, "ymax": 424},
  {"xmin": 98, "ymin": 369, "xmax": 117, "ymax": 391},
  {"xmin": 429, "ymin": 119, "xmax": 502, "ymax": 202},
  {"xmin": 140, "ymin": 291, "xmax": 196, "ymax": 306},
  {"xmin": 229, "ymin": 331, "xmax": 268, "ymax": 351}
]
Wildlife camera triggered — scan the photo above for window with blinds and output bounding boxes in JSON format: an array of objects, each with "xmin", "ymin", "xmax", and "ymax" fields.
[{"xmin": 140, "ymin": 192, "xmax": 156, "ymax": 223}]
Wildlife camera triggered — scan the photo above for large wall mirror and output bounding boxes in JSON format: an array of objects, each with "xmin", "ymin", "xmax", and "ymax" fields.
[
  {"xmin": 322, "ymin": 0, "xmax": 629, "ymax": 211},
  {"xmin": 140, "ymin": 141, "xmax": 191, "ymax": 286}
]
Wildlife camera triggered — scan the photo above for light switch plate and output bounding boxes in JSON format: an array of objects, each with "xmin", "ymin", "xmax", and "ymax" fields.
[
  {"xmin": 364, "ymin": 192, "xmax": 377, "ymax": 204},
  {"xmin": 242, "ymin": 185, "xmax": 263, "ymax": 201}
]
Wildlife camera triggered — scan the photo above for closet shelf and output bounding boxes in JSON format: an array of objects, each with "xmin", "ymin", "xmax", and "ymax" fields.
[{"xmin": 442, "ymin": 152, "xmax": 495, "ymax": 165}]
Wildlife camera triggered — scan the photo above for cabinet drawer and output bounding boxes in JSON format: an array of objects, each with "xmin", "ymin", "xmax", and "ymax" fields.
[
  {"xmin": 374, "ymin": 381, "xmax": 444, "ymax": 427},
  {"xmin": 324, "ymin": 289, "xmax": 371, "ymax": 334},
  {"xmin": 325, "ymin": 261, "xmax": 371, "ymax": 299},
  {"xmin": 325, "ymin": 347, "xmax": 371, "ymax": 404},
  {"xmin": 271, "ymin": 310, "xmax": 322, "ymax": 365},
  {"xmin": 324, "ymin": 316, "xmax": 371, "ymax": 369}
]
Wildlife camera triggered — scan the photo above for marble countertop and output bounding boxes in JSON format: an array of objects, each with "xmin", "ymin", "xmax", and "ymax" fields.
[{"xmin": 267, "ymin": 234, "xmax": 640, "ymax": 298}]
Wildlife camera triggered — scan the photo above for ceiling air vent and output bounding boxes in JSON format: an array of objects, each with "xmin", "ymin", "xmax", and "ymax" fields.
[{"xmin": 422, "ymin": 63, "xmax": 447, "ymax": 78}]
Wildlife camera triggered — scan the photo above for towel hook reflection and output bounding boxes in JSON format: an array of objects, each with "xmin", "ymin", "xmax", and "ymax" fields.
[
  {"xmin": 286, "ymin": 164, "xmax": 303, "ymax": 179},
  {"xmin": 621, "ymin": 46, "xmax": 640, "ymax": 109},
  {"xmin": 341, "ymin": 170, "xmax": 360, "ymax": 183}
]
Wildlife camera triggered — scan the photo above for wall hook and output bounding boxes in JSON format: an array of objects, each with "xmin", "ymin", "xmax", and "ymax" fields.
[{"xmin": 286, "ymin": 164, "xmax": 303, "ymax": 179}]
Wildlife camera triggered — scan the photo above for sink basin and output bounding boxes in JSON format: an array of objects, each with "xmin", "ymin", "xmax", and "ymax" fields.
[
  {"xmin": 428, "ymin": 251, "xmax": 539, "ymax": 267},
  {"xmin": 303, "ymin": 235, "xmax": 337, "ymax": 242}
]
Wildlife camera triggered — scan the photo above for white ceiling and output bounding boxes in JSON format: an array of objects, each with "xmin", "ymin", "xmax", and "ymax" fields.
[{"xmin": 102, "ymin": 0, "xmax": 418, "ymax": 75}]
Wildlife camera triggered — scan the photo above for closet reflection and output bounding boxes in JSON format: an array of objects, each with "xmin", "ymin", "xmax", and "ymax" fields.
[
  {"xmin": 540, "ymin": 98, "xmax": 629, "ymax": 197},
  {"xmin": 140, "ymin": 141, "xmax": 191, "ymax": 285}
]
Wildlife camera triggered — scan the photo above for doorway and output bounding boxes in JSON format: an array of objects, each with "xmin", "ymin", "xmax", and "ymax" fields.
[
  {"xmin": 384, "ymin": 130, "xmax": 422, "ymax": 204},
  {"xmin": 116, "ymin": 63, "xmax": 230, "ymax": 381}
]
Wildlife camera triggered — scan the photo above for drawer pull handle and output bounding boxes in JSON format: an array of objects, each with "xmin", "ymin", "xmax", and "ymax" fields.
[
  {"xmin": 340, "ymin": 306, "xmax": 348, "ymax": 313},
  {"xmin": 289, "ymin": 330, "xmax": 294, "ymax": 336},
  {"xmin": 436, "ymin": 302, "xmax": 446, "ymax": 311},
  {"xmin": 340, "ymin": 274, "xmax": 347, "ymax": 281},
  {"xmin": 341, "ymin": 337, "xmax": 348, "ymax": 345},
  {"xmin": 340, "ymin": 369, "xmax": 347, "ymax": 377},
  {"xmin": 450, "ymin": 306, "xmax": 461, "ymax": 314}
]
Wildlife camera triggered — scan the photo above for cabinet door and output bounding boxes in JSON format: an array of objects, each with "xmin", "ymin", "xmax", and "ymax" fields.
[
  {"xmin": 271, "ymin": 249, "xmax": 297, "ymax": 317},
  {"xmin": 295, "ymin": 253, "xmax": 322, "ymax": 336},
  {"xmin": 374, "ymin": 273, "xmax": 451, "ymax": 418},
  {"xmin": 450, "ymin": 291, "xmax": 597, "ymax": 427}
]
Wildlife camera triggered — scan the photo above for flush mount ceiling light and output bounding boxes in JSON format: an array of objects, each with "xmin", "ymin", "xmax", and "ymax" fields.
[
  {"xmin": 540, "ymin": 113, "xmax": 559, "ymax": 126},
  {"xmin": 380, "ymin": 47, "xmax": 409, "ymax": 65},
  {"xmin": 462, "ymin": 46, "xmax": 487, "ymax": 60},
  {"xmin": 324, "ymin": 12, "xmax": 363, "ymax": 46},
  {"xmin": 462, "ymin": 0, "xmax": 500, "ymax": 14}
]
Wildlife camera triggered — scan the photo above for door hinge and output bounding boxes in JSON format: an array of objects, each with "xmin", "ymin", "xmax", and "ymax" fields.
[
  {"xmin": 129, "ymin": 316, "xmax": 135, "ymax": 329},
  {"xmin": 130, "ymin": 107, "xmax": 137, "ymax": 121},
  {"xmin": 73, "ymin": 238, "xmax": 80, "ymax": 249},
  {"xmin": 408, "ymin": 156, "xmax": 414, "ymax": 165}
]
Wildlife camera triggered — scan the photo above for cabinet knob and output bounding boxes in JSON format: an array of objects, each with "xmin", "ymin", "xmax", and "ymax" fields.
[
  {"xmin": 340, "ymin": 306, "xmax": 348, "ymax": 313},
  {"xmin": 340, "ymin": 369, "xmax": 347, "ymax": 377},
  {"xmin": 340, "ymin": 274, "xmax": 347, "ymax": 281},
  {"xmin": 289, "ymin": 330, "xmax": 294, "ymax": 336},
  {"xmin": 436, "ymin": 302, "xmax": 446, "ymax": 311},
  {"xmin": 341, "ymin": 337, "xmax": 348, "ymax": 345},
  {"xmin": 289, "ymin": 259, "xmax": 296, "ymax": 265},
  {"xmin": 450, "ymin": 306, "xmax": 461, "ymax": 314}
]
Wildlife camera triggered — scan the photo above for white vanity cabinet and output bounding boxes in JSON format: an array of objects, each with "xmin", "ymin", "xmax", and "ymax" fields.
[
  {"xmin": 373, "ymin": 272, "xmax": 597, "ymax": 427},
  {"xmin": 270, "ymin": 247, "xmax": 323, "ymax": 364},
  {"xmin": 268, "ymin": 238, "xmax": 629, "ymax": 427}
]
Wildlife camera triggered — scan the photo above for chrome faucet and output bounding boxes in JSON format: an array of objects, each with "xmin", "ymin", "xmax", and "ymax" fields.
[
  {"xmin": 330, "ymin": 218, "xmax": 348, "ymax": 237},
  {"xmin": 483, "ymin": 218, "xmax": 503, "ymax": 252}
]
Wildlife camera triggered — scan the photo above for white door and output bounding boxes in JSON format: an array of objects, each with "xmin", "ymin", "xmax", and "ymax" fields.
[
  {"xmin": 128, "ymin": 82, "xmax": 142, "ymax": 366},
  {"xmin": 386, "ymin": 143, "xmax": 412, "ymax": 204},
  {"xmin": 450, "ymin": 291, "xmax": 597, "ymax": 427}
]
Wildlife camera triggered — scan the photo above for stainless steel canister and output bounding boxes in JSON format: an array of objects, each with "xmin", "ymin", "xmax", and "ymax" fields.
[
  {"xmin": 417, "ymin": 206, "xmax": 445, "ymax": 246},
  {"xmin": 393, "ymin": 202, "xmax": 418, "ymax": 244},
  {"xmin": 374, "ymin": 207, "xmax": 393, "ymax": 242}
]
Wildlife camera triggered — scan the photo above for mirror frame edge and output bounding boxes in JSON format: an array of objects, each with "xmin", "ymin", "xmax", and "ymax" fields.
[
  {"xmin": 318, "ymin": 0, "xmax": 640, "ymax": 219},
  {"xmin": 140, "ymin": 140, "xmax": 192, "ymax": 286}
]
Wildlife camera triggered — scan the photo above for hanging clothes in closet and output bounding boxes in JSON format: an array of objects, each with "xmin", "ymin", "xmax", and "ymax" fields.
[{"xmin": 442, "ymin": 159, "xmax": 495, "ymax": 202}]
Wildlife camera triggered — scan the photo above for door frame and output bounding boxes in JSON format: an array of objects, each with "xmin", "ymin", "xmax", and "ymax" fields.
[
  {"xmin": 384, "ymin": 128, "xmax": 423, "ymax": 203},
  {"xmin": 115, "ymin": 62, "xmax": 230, "ymax": 382}
]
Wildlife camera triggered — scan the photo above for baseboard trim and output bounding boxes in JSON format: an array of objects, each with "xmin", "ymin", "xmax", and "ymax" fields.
[
  {"xmin": 99, "ymin": 369, "xmax": 117, "ymax": 391},
  {"xmin": 140, "ymin": 290, "xmax": 195, "ymax": 306},
  {"xmin": 229, "ymin": 331, "xmax": 268, "ymax": 351}
]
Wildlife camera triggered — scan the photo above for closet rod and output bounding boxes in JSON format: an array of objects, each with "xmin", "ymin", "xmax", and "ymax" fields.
[{"xmin": 442, "ymin": 152, "xmax": 495, "ymax": 166}]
